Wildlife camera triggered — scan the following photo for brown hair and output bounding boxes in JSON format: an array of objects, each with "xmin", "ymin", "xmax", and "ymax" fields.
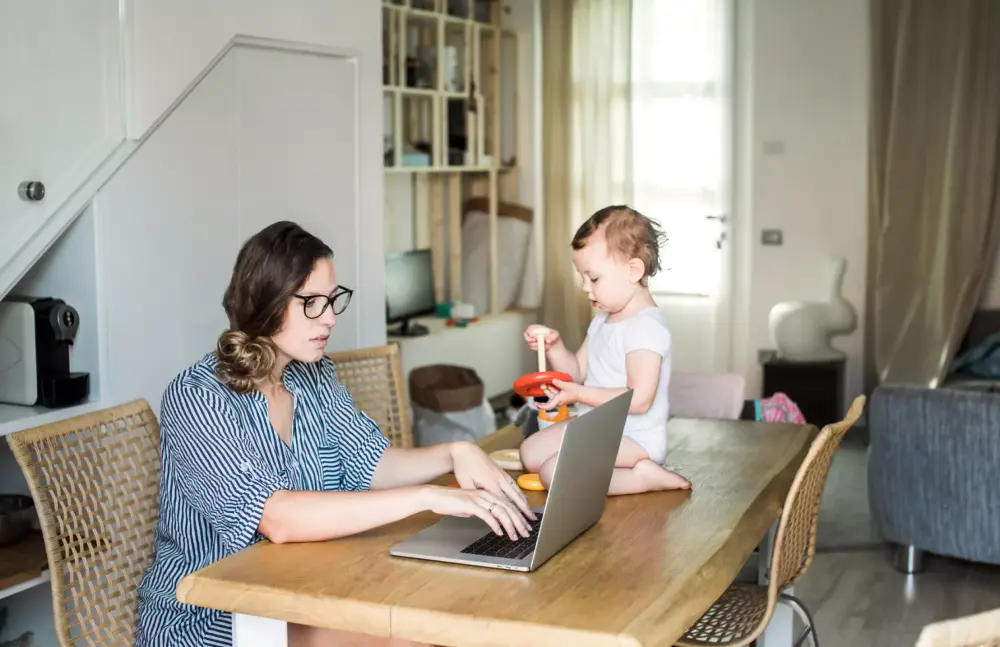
[
  {"xmin": 571, "ymin": 205, "xmax": 667, "ymax": 283},
  {"xmin": 215, "ymin": 221, "xmax": 333, "ymax": 393}
]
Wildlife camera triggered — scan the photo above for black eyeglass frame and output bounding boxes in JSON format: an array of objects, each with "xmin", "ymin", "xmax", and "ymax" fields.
[{"xmin": 294, "ymin": 286, "xmax": 354, "ymax": 319}]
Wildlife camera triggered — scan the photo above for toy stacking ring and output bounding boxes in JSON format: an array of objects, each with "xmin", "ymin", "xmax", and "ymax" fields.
[
  {"xmin": 517, "ymin": 473, "xmax": 546, "ymax": 491},
  {"xmin": 489, "ymin": 449, "xmax": 523, "ymax": 471},
  {"xmin": 513, "ymin": 326, "xmax": 573, "ymax": 398},
  {"xmin": 514, "ymin": 371, "xmax": 573, "ymax": 398}
]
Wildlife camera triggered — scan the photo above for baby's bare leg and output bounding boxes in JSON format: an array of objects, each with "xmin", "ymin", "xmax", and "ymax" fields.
[
  {"xmin": 518, "ymin": 420, "xmax": 570, "ymax": 473},
  {"xmin": 613, "ymin": 438, "xmax": 690, "ymax": 494},
  {"xmin": 538, "ymin": 437, "xmax": 690, "ymax": 495}
]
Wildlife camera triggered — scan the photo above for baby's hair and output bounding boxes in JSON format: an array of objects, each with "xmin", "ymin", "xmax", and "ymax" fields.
[{"xmin": 571, "ymin": 205, "xmax": 667, "ymax": 281}]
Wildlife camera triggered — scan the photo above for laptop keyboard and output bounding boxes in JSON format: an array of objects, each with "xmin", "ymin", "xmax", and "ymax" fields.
[{"xmin": 460, "ymin": 513, "xmax": 544, "ymax": 561}]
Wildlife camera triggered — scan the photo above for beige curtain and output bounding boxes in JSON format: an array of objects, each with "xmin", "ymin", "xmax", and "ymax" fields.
[
  {"xmin": 866, "ymin": 0, "xmax": 1000, "ymax": 388},
  {"xmin": 540, "ymin": 0, "xmax": 633, "ymax": 352}
]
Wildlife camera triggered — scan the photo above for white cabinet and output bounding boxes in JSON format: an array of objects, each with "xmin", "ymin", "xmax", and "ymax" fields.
[{"xmin": 0, "ymin": 0, "xmax": 123, "ymax": 281}]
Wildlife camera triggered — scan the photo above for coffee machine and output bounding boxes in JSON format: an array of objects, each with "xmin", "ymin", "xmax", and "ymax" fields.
[{"xmin": 0, "ymin": 296, "xmax": 90, "ymax": 408}]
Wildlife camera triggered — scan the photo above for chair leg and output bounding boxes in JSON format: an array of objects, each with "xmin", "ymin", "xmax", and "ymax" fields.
[
  {"xmin": 892, "ymin": 544, "xmax": 926, "ymax": 574},
  {"xmin": 778, "ymin": 593, "xmax": 819, "ymax": 647}
]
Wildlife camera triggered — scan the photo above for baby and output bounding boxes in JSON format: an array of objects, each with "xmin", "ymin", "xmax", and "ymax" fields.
[{"xmin": 519, "ymin": 205, "xmax": 690, "ymax": 495}]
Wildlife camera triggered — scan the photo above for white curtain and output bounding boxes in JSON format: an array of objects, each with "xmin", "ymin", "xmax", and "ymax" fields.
[
  {"xmin": 629, "ymin": 0, "xmax": 731, "ymax": 297},
  {"xmin": 540, "ymin": 0, "xmax": 633, "ymax": 350}
]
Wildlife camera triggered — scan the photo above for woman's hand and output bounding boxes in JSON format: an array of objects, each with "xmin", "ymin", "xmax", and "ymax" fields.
[
  {"xmin": 524, "ymin": 324, "xmax": 562, "ymax": 352},
  {"xmin": 421, "ymin": 484, "xmax": 533, "ymax": 540},
  {"xmin": 449, "ymin": 442, "xmax": 536, "ymax": 521},
  {"xmin": 538, "ymin": 378, "xmax": 582, "ymax": 409}
]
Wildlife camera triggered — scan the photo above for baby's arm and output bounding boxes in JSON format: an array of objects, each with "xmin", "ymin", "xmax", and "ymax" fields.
[
  {"xmin": 566, "ymin": 318, "xmax": 669, "ymax": 414},
  {"xmin": 546, "ymin": 336, "xmax": 588, "ymax": 383},
  {"xmin": 566, "ymin": 352, "xmax": 661, "ymax": 414}
]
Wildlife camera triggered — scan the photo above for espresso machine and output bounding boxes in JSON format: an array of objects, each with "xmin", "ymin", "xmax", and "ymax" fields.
[{"xmin": 0, "ymin": 296, "xmax": 90, "ymax": 408}]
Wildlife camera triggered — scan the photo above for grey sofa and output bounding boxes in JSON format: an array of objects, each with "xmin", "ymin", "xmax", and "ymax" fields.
[{"xmin": 867, "ymin": 383, "xmax": 1000, "ymax": 572}]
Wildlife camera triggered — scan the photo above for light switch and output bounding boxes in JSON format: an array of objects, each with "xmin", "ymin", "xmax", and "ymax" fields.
[{"xmin": 761, "ymin": 229, "xmax": 783, "ymax": 246}]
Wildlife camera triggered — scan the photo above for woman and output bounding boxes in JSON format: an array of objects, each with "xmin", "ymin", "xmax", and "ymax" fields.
[{"xmin": 136, "ymin": 221, "xmax": 534, "ymax": 647}]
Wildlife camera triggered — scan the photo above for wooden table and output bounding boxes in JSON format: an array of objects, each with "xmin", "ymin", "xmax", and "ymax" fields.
[{"xmin": 177, "ymin": 418, "xmax": 816, "ymax": 647}]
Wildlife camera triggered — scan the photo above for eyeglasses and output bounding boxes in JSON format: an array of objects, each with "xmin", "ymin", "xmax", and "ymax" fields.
[{"xmin": 294, "ymin": 287, "xmax": 353, "ymax": 319}]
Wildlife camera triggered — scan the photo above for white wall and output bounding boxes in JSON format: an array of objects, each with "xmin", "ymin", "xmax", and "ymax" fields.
[
  {"xmin": 4, "ymin": 3, "xmax": 383, "ymax": 422},
  {"xmin": 731, "ymin": 0, "xmax": 870, "ymax": 407},
  {"xmin": 97, "ymin": 40, "xmax": 380, "ymax": 412}
]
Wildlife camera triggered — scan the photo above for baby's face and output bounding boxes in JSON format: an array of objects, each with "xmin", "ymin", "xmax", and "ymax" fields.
[{"xmin": 571, "ymin": 231, "xmax": 643, "ymax": 313}]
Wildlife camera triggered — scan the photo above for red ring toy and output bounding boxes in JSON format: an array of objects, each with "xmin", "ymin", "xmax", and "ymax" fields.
[{"xmin": 513, "ymin": 371, "xmax": 574, "ymax": 398}]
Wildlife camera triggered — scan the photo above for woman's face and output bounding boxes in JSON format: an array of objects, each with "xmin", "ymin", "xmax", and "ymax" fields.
[{"xmin": 270, "ymin": 257, "xmax": 341, "ymax": 365}]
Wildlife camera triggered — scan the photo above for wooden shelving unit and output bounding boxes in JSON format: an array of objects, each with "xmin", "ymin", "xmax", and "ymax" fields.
[
  {"xmin": 382, "ymin": 0, "xmax": 519, "ymax": 315},
  {"xmin": 0, "ymin": 531, "xmax": 48, "ymax": 601}
]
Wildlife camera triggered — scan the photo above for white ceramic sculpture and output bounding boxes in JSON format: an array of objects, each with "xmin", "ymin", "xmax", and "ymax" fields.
[{"xmin": 768, "ymin": 256, "xmax": 857, "ymax": 361}]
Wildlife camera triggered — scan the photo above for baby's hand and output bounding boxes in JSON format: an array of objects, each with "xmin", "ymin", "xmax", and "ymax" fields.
[
  {"xmin": 539, "ymin": 379, "xmax": 580, "ymax": 409},
  {"xmin": 524, "ymin": 325, "xmax": 561, "ymax": 351}
]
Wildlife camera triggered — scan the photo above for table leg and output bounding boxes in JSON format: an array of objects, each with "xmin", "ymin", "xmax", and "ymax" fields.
[
  {"xmin": 755, "ymin": 522, "xmax": 796, "ymax": 647},
  {"xmin": 233, "ymin": 613, "xmax": 288, "ymax": 647}
]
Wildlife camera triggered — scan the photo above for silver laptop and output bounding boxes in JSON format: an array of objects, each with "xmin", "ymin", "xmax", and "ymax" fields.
[{"xmin": 389, "ymin": 389, "xmax": 633, "ymax": 572}]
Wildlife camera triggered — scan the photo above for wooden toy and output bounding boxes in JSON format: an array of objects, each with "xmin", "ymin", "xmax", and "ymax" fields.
[
  {"xmin": 517, "ymin": 473, "xmax": 546, "ymax": 491},
  {"xmin": 489, "ymin": 449, "xmax": 523, "ymax": 471},
  {"xmin": 513, "ymin": 326, "xmax": 572, "ymax": 398}
]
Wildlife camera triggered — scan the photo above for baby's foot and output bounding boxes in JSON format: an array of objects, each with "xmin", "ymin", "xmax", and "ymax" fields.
[{"xmin": 634, "ymin": 459, "xmax": 691, "ymax": 491}]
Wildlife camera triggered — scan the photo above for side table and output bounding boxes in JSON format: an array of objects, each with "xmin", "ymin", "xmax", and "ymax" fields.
[{"xmin": 761, "ymin": 356, "xmax": 846, "ymax": 428}]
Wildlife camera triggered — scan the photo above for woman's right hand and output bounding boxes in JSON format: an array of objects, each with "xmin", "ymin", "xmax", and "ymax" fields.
[
  {"xmin": 524, "ymin": 324, "xmax": 561, "ymax": 352},
  {"xmin": 420, "ymin": 485, "xmax": 534, "ymax": 541}
]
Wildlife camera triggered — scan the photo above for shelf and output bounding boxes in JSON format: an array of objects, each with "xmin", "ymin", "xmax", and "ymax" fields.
[
  {"xmin": 0, "ymin": 531, "xmax": 49, "ymax": 601},
  {"xmin": 383, "ymin": 86, "xmax": 467, "ymax": 99},
  {"xmin": 1, "ymin": 204, "xmax": 102, "ymax": 439},
  {"xmin": 382, "ymin": 0, "xmax": 500, "ymax": 26},
  {"xmin": 0, "ymin": 399, "xmax": 105, "ymax": 439}
]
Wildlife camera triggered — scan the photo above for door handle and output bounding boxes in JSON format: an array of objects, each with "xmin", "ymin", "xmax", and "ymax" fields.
[{"xmin": 18, "ymin": 181, "xmax": 45, "ymax": 202}]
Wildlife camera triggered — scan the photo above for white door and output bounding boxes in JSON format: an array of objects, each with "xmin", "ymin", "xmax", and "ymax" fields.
[
  {"xmin": 0, "ymin": 0, "xmax": 123, "ymax": 282},
  {"xmin": 630, "ymin": 0, "xmax": 734, "ymax": 373}
]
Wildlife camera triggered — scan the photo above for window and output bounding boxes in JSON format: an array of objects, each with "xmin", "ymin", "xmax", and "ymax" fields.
[{"xmin": 630, "ymin": 0, "xmax": 732, "ymax": 296}]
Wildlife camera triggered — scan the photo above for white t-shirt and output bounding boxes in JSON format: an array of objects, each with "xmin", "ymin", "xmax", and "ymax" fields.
[{"xmin": 575, "ymin": 306, "xmax": 672, "ymax": 462}]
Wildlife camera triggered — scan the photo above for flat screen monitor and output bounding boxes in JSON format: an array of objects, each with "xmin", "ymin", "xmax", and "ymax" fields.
[{"xmin": 385, "ymin": 249, "xmax": 436, "ymax": 336}]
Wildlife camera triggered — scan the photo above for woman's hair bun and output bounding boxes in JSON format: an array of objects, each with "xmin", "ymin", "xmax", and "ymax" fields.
[{"xmin": 215, "ymin": 329, "xmax": 277, "ymax": 393}]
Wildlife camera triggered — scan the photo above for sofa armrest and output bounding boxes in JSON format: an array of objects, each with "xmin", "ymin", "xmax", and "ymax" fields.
[{"xmin": 867, "ymin": 384, "xmax": 1000, "ymax": 563}]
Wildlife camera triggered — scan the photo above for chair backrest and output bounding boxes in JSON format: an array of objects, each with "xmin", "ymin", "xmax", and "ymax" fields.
[
  {"xmin": 768, "ymin": 394, "xmax": 867, "ymax": 595},
  {"xmin": 326, "ymin": 343, "xmax": 413, "ymax": 448},
  {"xmin": 7, "ymin": 399, "xmax": 161, "ymax": 647},
  {"xmin": 669, "ymin": 371, "xmax": 746, "ymax": 420}
]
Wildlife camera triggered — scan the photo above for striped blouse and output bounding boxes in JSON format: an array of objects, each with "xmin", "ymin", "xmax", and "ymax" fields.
[{"xmin": 135, "ymin": 352, "xmax": 390, "ymax": 647}]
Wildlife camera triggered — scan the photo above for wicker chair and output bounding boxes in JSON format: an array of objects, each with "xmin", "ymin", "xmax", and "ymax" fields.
[
  {"xmin": 676, "ymin": 394, "xmax": 867, "ymax": 647},
  {"xmin": 326, "ymin": 343, "xmax": 413, "ymax": 449},
  {"xmin": 7, "ymin": 399, "xmax": 161, "ymax": 647}
]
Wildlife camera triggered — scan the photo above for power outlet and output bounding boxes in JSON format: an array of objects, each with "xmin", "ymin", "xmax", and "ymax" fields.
[{"xmin": 761, "ymin": 229, "xmax": 783, "ymax": 246}]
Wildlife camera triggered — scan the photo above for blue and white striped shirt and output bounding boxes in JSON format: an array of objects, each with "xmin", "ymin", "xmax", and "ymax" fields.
[{"xmin": 136, "ymin": 352, "xmax": 390, "ymax": 646}]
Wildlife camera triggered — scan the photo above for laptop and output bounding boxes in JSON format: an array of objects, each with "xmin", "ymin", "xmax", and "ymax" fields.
[{"xmin": 389, "ymin": 389, "xmax": 633, "ymax": 572}]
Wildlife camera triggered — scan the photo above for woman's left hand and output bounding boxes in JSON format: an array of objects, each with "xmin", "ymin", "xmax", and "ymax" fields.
[{"xmin": 450, "ymin": 442, "xmax": 537, "ymax": 521}]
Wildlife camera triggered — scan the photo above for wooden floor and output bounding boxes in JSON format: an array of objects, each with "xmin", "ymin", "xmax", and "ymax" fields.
[{"xmin": 796, "ymin": 547, "xmax": 1000, "ymax": 646}]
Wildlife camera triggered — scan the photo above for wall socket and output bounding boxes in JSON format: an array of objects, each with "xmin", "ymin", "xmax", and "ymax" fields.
[{"xmin": 761, "ymin": 229, "xmax": 783, "ymax": 246}]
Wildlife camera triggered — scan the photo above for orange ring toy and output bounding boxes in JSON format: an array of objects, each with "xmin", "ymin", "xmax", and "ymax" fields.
[
  {"xmin": 513, "ymin": 371, "xmax": 573, "ymax": 399},
  {"xmin": 517, "ymin": 473, "xmax": 546, "ymax": 491}
]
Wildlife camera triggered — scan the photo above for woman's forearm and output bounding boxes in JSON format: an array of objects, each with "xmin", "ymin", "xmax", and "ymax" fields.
[
  {"xmin": 369, "ymin": 444, "xmax": 459, "ymax": 490},
  {"xmin": 259, "ymin": 486, "xmax": 429, "ymax": 543}
]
